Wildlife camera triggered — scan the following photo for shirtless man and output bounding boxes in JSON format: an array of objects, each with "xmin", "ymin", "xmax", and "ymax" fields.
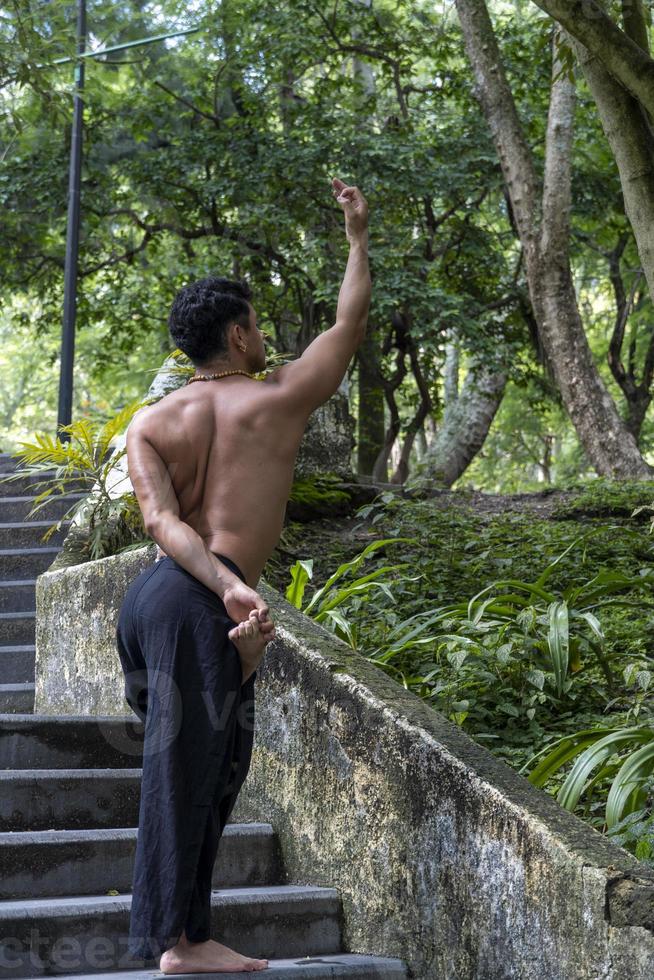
[{"xmin": 123, "ymin": 177, "xmax": 370, "ymax": 974}]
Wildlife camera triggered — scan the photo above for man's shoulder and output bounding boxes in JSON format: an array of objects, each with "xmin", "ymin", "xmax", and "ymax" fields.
[
  {"xmin": 129, "ymin": 387, "xmax": 189, "ymax": 427},
  {"xmin": 127, "ymin": 397, "xmax": 170, "ymax": 440},
  {"xmin": 260, "ymin": 364, "xmax": 288, "ymax": 387}
]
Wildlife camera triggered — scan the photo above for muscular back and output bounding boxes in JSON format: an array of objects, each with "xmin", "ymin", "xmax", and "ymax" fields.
[{"xmin": 134, "ymin": 374, "xmax": 309, "ymax": 587}]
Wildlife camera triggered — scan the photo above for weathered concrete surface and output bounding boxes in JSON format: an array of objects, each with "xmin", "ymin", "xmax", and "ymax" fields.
[
  {"xmin": 35, "ymin": 545, "xmax": 159, "ymax": 716},
  {"xmin": 35, "ymin": 546, "xmax": 654, "ymax": 979}
]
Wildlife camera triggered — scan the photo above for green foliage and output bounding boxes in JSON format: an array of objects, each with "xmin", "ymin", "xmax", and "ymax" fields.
[
  {"xmin": 0, "ymin": 0, "xmax": 561, "ymax": 477},
  {"xmin": 523, "ymin": 724, "xmax": 654, "ymax": 834},
  {"xmin": 286, "ymin": 537, "xmax": 416, "ymax": 648},
  {"xmin": 551, "ymin": 479, "xmax": 654, "ymax": 521},
  {"xmin": 272, "ymin": 487, "xmax": 654, "ymax": 860},
  {"xmin": 287, "ymin": 473, "xmax": 353, "ymax": 520},
  {"xmin": 353, "ymin": 527, "xmax": 654, "ymax": 727},
  {"xmin": 606, "ymin": 803, "xmax": 654, "ymax": 863},
  {"xmin": 0, "ymin": 398, "xmax": 148, "ymax": 562}
]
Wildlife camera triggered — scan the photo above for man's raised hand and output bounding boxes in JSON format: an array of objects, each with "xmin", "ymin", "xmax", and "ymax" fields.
[{"xmin": 332, "ymin": 177, "xmax": 368, "ymax": 241}]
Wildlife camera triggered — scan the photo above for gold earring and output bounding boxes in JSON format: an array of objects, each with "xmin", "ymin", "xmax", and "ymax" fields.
[{"xmin": 239, "ymin": 344, "xmax": 247, "ymax": 352}]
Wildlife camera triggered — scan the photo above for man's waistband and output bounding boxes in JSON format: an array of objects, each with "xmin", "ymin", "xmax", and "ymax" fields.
[{"xmin": 155, "ymin": 552, "xmax": 246, "ymax": 584}]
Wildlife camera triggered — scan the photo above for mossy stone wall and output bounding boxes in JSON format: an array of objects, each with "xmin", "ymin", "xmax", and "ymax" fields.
[{"xmin": 35, "ymin": 546, "xmax": 654, "ymax": 979}]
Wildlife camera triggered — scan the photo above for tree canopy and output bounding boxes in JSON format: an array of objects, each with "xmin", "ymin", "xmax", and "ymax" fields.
[{"xmin": 2, "ymin": 0, "xmax": 654, "ymax": 488}]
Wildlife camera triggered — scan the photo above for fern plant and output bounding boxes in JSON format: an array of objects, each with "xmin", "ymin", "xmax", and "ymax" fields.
[
  {"xmin": 286, "ymin": 537, "xmax": 416, "ymax": 648},
  {"xmin": 0, "ymin": 398, "xmax": 149, "ymax": 563}
]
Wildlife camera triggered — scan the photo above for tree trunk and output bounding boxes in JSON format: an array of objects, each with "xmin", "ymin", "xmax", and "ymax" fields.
[
  {"xmin": 454, "ymin": 0, "xmax": 652, "ymax": 477},
  {"xmin": 408, "ymin": 357, "xmax": 507, "ymax": 488},
  {"xmin": 391, "ymin": 332, "xmax": 432, "ymax": 484},
  {"xmin": 530, "ymin": 0, "xmax": 654, "ymax": 119},
  {"xmin": 566, "ymin": 38, "xmax": 654, "ymax": 301},
  {"xmin": 357, "ymin": 325, "xmax": 386, "ymax": 477},
  {"xmin": 546, "ymin": 5, "xmax": 654, "ymax": 441},
  {"xmin": 351, "ymin": 45, "xmax": 386, "ymax": 479},
  {"xmin": 443, "ymin": 330, "xmax": 460, "ymax": 407}
]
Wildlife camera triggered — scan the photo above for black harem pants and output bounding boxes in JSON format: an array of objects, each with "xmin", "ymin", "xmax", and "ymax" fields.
[{"xmin": 115, "ymin": 552, "xmax": 257, "ymax": 961}]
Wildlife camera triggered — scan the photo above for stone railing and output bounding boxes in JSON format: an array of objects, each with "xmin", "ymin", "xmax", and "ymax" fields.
[{"xmin": 35, "ymin": 545, "xmax": 654, "ymax": 979}]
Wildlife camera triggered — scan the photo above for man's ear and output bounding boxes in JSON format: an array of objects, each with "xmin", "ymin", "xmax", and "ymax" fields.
[
  {"xmin": 233, "ymin": 321, "xmax": 248, "ymax": 349},
  {"xmin": 226, "ymin": 321, "xmax": 239, "ymax": 349}
]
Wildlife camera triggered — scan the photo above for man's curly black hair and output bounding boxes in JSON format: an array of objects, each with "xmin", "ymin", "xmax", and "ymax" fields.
[{"xmin": 168, "ymin": 276, "xmax": 253, "ymax": 367}]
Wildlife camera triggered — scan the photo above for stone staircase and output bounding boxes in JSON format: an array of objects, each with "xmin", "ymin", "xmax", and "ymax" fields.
[
  {"xmin": 0, "ymin": 452, "xmax": 408, "ymax": 979},
  {"xmin": 0, "ymin": 451, "xmax": 84, "ymax": 714}
]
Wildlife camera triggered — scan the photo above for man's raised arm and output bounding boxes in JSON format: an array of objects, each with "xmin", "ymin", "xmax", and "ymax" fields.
[
  {"xmin": 335, "ymin": 180, "xmax": 371, "ymax": 331},
  {"xmin": 266, "ymin": 178, "xmax": 371, "ymax": 413}
]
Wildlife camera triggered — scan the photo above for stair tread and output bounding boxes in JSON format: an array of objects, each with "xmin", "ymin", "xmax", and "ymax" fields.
[
  {"xmin": 0, "ymin": 610, "xmax": 35, "ymax": 618},
  {"xmin": 0, "ymin": 767, "xmax": 142, "ymax": 777},
  {"xmin": 20, "ymin": 956, "xmax": 409, "ymax": 979},
  {"xmin": 0, "ymin": 884, "xmax": 340, "ymax": 917},
  {"xmin": 0, "ymin": 493, "xmax": 85, "ymax": 502},
  {"xmin": 0, "ymin": 682, "xmax": 34, "ymax": 692},
  {"xmin": 0, "ymin": 547, "xmax": 61, "ymax": 555},
  {"xmin": 0, "ymin": 467, "xmax": 63, "ymax": 475},
  {"xmin": 0, "ymin": 822, "xmax": 274, "ymax": 845},
  {"xmin": 0, "ymin": 580, "xmax": 37, "ymax": 586},
  {"xmin": 0, "ymin": 520, "xmax": 71, "ymax": 528},
  {"xmin": 0, "ymin": 712, "xmax": 138, "ymax": 722}
]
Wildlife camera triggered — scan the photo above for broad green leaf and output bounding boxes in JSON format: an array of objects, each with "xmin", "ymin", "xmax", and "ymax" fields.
[
  {"xmin": 557, "ymin": 727, "xmax": 654, "ymax": 811},
  {"xmin": 547, "ymin": 600, "xmax": 569, "ymax": 696},
  {"xmin": 285, "ymin": 559, "xmax": 313, "ymax": 609},
  {"xmin": 606, "ymin": 740, "xmax": 654, "ymax": 828}
]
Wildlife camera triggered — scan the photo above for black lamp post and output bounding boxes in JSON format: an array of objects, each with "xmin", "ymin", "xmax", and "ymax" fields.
[
  {"xmin": 55, "ymin": 2, "xmax": 198, "ymax": 441},
  {"xmin": 57, "ymin": 0, "xmax": 86, "ymax": 442}
]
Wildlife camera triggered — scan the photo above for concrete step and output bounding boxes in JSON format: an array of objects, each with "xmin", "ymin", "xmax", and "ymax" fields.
[
  {"xmin": 0, "ymin": 520, "xmax": 70, "ymax": 549},
  {"xmin": 0, "ymin": 822, "xmax": 283, "ymax": 899},
  {"xmin": 0, "ymin": 683, "xmax": 35, "ymax": 714},
  {"xmin": 0, "ymin": 885, "xmax": 343, "ymax": 976},
  {"xmin": 0, "ymin": 609, "xmax": 35, "ymax": 644},
  {"xmin": 0, "ymin": 580, "xmax": 37, "ymax": 613},
  {"xmin": 15, "ymin": 957, "xmax": 409, "ymax": 979},
  {"xmin": 0, "ymin": 715, "xmax": 144, "ymax": 769},
  {"xmin": 0, "ymin": 547, "xmax": 61, "ymax": 578},
  {"xmin": 0, "ymin": 492, "xmax": 86, "ymax": 523},
  {"xmin": 0, "ymin": 645, "xmax": 35, "ymax": 683},
  {"xmin": 0, "ymin": 768, "xmax": 141, "ymax": 831},
  {"xmin": 0, "ymin": 469, "xmax": 88, "ymax": 497},
  {"xmin": 0, "ymin": 452, "xmax": 20, "ymax": 472},
  {"xmin": 0, "ymin": 468, "xmax": 59, "ymax": 495}
]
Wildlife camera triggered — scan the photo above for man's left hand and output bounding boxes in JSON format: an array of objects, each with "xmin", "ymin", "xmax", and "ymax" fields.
[{"xmin": 223, "ymin": 580, "xmax": 275, "ymax": 641}]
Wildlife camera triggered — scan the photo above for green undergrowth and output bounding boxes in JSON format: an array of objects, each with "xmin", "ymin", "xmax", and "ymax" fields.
[
  {"xmin": 265, "ymin": 480, "xmax": 654, "ymax": 860},
  {"xmin": 550, "ymin": 477, "xmax": 654, "ymax": 521},
  {"xmin": 287, "ymin": 472, "xmax": 353, "ymax": 520}
]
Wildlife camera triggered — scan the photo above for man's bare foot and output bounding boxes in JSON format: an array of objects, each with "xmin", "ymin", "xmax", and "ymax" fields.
[
  {"xmin": 159, "ymin": 932, "xmax": 269, "ymax": 973},
  {"xmin": 229, "ymin": 610, "xmax": 274, "ymax": 684}
]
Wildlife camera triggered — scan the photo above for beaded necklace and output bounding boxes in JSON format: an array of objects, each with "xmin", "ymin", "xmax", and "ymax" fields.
[{"xmin": 186, "ymin": 369, "xmax": 259, "ymax": 384}]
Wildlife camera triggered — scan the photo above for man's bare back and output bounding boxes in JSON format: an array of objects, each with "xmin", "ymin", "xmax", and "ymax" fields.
[{"xmin": 135, "ymin": 371, "xmax": 310, "ymax": 588}]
